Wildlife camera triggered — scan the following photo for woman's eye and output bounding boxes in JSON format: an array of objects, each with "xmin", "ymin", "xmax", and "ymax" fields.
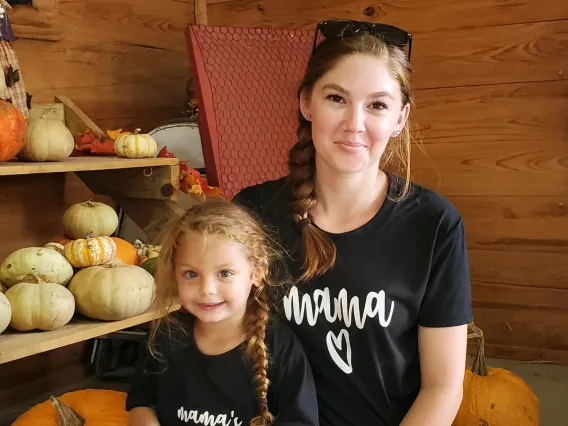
[
  {"xmin": 371, "ymin": 102, "xmax": 387, "ymax": 110},
  {"xmin": 326, "ymin": 94, "xmax": 344, "ymax": 103},
  {"xmin": 219, "ymin": 270, "xmax": 234, "ymax": 278},
  {"xmin": 184, "ymin": 271, "xmax": 197, "ymax": 279}
]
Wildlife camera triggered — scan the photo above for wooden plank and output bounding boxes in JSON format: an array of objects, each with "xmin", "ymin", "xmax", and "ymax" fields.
[
  {"xmin": 76, "ymin": 163, "xmax": 180, "ymax": 201},
  {"xmin": 28, "ymin": 103, "xmax": 65, "ymax": 122},
  {"xmin": 469, "ymin": 250, "xmax": 568, "ymax": 289},
  {"xmin": 194, "ymin": 0, "xmax": 208, "ymax": 24},
  {"xmin": 472, "ymin": 281, "xmax": 568, "ymax": 311},
  {"xmin": 17, "ymin": 40, "xmax": 189, "ymax": 96},
  {"xmin": 469, "ymin": 342, "xmax": 568, "ymax": 366},
  {"xmin": 411, "ymin": 20, "xmax": 568, "ymax": 89},
  {"xmin": 411, "ymin": 138, "xmax": 568, "ymax": 197},
  {"xmin": 207, "ymin": 0, "xmax": 568, "ymax": 33},
  {"xmin": 59, "ymin": 0, "xmax": 194, "ymax": 51},
  {"xmin": 0, "ymin": 174, "xmax": 67, "ymax": 262},
  {"xmin": 470, "ymin": 304, "xmax": 568, "ymax": 354},
  {"xmin": 0, "ymin": 157, "xmax": 179, "ymax": 177},
  {"xmin": 8, "ymin": 0, "xmax": 61, "ymax": 41},
  {"xmin": 56, "ymin": 95, "xmax": 105, "ymax": 138},
  {"xmin": 0, "ymin": 303, "xmax": 181, "ymax": 364},
  {"xmin": 413, "ymin": 80, "xmax": 568, "ymax": 146}
]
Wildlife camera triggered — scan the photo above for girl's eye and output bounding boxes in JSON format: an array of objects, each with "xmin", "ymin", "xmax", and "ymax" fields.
[
  {"xmin": 326, "ymin": 94, "xmax": 344, "ymax": 103},
  {"xmin": 218, "ymin": 270, "xmax": 234, "ymax": 278},
  {"xmin": 184, "ymin": 271, "xmax": 197, "ymax": 279}
]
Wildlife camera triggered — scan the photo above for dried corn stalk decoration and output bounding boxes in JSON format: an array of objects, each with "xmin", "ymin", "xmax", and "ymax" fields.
[{"xmin": 0, "ymin": 0, "xmax": 30, "ymax": 117}]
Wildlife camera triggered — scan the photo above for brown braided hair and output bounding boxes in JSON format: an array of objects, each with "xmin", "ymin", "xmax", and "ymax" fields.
[
  {"xmin": 150, "ymin": 198, "xmax": 291, "ymax": 425},
  {"xmin": 288, "ymin": 33, "xmax": 415, "ymax": 282}
]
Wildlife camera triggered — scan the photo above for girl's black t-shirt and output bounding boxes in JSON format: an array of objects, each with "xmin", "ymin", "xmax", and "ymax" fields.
[
  {"xmin": 233, "ymin": 174, "xmax": 473, "ymax": 426},
  {"xmin": 126, "ymin": 311, "xmax": 319, "ymax": 426}
]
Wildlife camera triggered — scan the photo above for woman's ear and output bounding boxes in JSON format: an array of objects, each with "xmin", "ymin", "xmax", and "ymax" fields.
[
  {"xmin": 395, "ymin": 102, "xmax": 411, "ymax": 131},
  {"xmin": 300, "ymin": 90, "xmax": 312, "ymax": 121}
]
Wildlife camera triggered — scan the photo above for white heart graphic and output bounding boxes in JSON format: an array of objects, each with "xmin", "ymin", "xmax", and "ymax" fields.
[{"xmin": 326, "ymin": 329, "xmax": 352, "ymax": 374}]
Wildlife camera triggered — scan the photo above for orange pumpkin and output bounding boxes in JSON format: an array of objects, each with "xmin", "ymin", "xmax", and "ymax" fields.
[
  {"xmin": 12, "ymin": 389, "xmax": 128, "ymax": 425},
  {"xmin": 111, "ymin": 237, "xmax": 140, "ymax": 265},
  {"xmin": 453, "ymin": 323, "xmax": 540, "ymax": 426},
  {"xmin": 0, "ymin": 100, "xmax": 27, "ymax": 161}
]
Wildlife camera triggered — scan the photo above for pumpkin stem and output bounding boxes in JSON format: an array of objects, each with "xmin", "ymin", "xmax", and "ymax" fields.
[
  {"xmin": 467, "ymin": 322, "xmax": 488, "ymax": 376},
  {"xmin": 50, "ymin": 396, "xmax": 85, "ymax": 426},
  {"xmin": 39, "ymin": 107, "xmax": 58, "ymax": 120},
  {"xmin": 20, "ymin": 274, "xmax": 45, "ymax": 285},
  {"xmin": 134, "ymin": 128, "xmax": 141, "ymax": 135}
]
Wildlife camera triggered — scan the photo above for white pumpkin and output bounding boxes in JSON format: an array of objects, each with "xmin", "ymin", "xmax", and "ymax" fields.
[
  {"xmin": 63, "ymin": 200, "xmax": 119, "ymax": 239},
  {"xmin": 44, "ymin": 242, "xmax": 65, "ymax": 256},
  {"xmin": 0, "ymin": 246, "xmax": 74, "ymax": 288},
  {"xmin": 114, "ymin": 128, "xmax": 157, "ymax": 159},
  {"xmin": 5, "ymin": 276, "xmax": 75, "ymax": 331},
  {"xmin": 0, "ymin": 292, "xmax": 11, "ymax": 334},
  {"xmin": 68, "ymin": 263, "xmax": 155, "ymax": 321},
  {"xmin": 18, "ymin": 111, "xmax": 74, "ymax": 162}
]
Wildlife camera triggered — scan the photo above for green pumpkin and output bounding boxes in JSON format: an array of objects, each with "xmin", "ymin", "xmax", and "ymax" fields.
[{"xmin": 139, "ymin": 257, "xmax": 157, "ymax": 276}]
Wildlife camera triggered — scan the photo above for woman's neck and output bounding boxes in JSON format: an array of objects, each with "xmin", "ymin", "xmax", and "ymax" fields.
[
  {"xmin": 311, "ymin": 157, "xmax": 388, "ymax": 233},
  {"xmin": 193, "ymin": 312, "xmax": 247, "ymax": 356}
]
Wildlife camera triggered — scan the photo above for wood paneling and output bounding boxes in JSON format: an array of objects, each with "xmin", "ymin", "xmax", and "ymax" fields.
[
  {"xmin": 207, "ymin": 0, "xmax": 568, "ymax": 365},
  {"xmin": 207, "ymin": 0, "xmax": 568, "ymax": 33},
  {"xmin": 13, "ymin": 0, "xmax": 194, "ymax": 131}
]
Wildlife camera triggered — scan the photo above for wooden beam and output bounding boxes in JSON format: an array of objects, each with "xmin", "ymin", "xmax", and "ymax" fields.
[{"xmin": 194, "ymin": 0, "xmax": 207, "ymax": 24}]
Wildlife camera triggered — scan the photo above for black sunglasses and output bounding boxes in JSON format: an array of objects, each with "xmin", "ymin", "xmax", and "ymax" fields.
[{"xmin": 312, "ymin": 19, "xmax": 413, "ymax": 61}]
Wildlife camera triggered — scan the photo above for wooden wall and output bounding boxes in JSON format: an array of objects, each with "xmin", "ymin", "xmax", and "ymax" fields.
[
  {"xmin": 0, "ymin": 0, "xmax": 196, "ymax": 411},
  {"xmin": 206, "ymin": 0, "xmax": 568, "ymax": 364}
]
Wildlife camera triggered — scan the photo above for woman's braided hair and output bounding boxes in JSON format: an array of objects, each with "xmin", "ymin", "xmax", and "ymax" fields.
[
  {"xmin": 288, "ymin": 33, "xmax": 414, "ymax": 282},
  {"xmin": 150, "ymin": 198, "xmax": 291, "ymax": 425}
]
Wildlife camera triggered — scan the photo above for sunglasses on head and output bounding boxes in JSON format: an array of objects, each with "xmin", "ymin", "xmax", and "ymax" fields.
[{"xmin": 312, "ymin": 19, "xmax": 413, "ymax": 61}]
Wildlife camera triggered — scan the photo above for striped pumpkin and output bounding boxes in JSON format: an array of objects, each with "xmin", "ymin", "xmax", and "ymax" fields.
[
  {"xmin": 64, "ymin": 234, "xmax": 117, "ymax": 268},
  {"xmin": 114, "ymin": 128, "xmax": 157, "ymax": 158}
]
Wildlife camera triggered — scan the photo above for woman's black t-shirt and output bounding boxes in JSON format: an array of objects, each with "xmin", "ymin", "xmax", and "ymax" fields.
[
  {"xmin": 233, "ymin": 174, "xmax": 473, "ymax": 426},
  {"xmin": 126, "ymin": 311, "xmax": 319, "ymax": 426}
]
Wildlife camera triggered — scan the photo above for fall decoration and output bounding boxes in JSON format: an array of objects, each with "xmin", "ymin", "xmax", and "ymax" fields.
[
  {"xmin": 0, "ymin": 246, "xmax": 74, "ymax": 287},
  {"xmin": 110, "ymin": 237, "xmax": 140, "ymax": 265},
  {"xmin": 18, "ymin": 109, "xmax": 74, "ymax": 161},
  {"xmin": 0, "ymin": 291, "xmax": 11, "ymax": 334},
  {"xmin": 0, "ymin": 98, "xmax": 26, "ymax": 161},
  {"xmin": 5, "ymin": 274, "xmax": 75, "ymax": 331},
  {"xmin": 43, "ymin": 242, "xmax": 65, "ymax": 255},
  {"xmin": 453, "ymin": 322, "xmax": 540, "ymax": 426},
  {"xmin": 134, "ymin": 239, "xmax": 161, "ymax": 263},
  {"xmin": 72, "ymin": 129, "xmax": 116, "ymax": 156},
  {"xmin": 64, "ymin": 233, "xmax": 117, "ymax": 268},
  {"xmin": 114, "ymin": 128, "xmax": 158, "ymax": 159},
  {"xmin": 63, "ymin": 200, "xmax": 119, "ymax": 239},
  {"xmin": 139, "ymin": 257, "xmax": 157, "ymax": 277},
  {"xmin": 11, "ymin": 389, "xmax": 129, "ymax": 426},
  {"xmin": 68, "ymin": 263, "xmax": 155, "ymax": 321},
  {"xmin": 157, "ymin": 146, "xmax": 222, "ymax": 200}
]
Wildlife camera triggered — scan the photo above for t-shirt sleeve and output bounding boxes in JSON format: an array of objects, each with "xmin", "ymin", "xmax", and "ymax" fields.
[
  {"xmin": 418, "ymin": 216, "xmax": 473, "ymax": 327},
  {"xmin": 268, "ymin": 323, "xmax": 319, "ymax": 426},
  {"xmin": 125, "ymin": 336, "xmax": 165, "ymax": 411}
]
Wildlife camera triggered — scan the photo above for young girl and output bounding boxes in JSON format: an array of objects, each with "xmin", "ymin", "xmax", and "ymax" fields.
[{"xmin": 126, "ymin": 198, "xmax": 319, "ymax": 426}]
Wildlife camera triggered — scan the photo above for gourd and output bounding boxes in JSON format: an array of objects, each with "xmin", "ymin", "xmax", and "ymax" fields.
[
  {"xmin": 18, "ymin": 109, "xmax": 75, "ymax": 162},
  {"xmin": 0, "ymin": 99, "xmax": 26, "ymax": 161},
  {"xmin": 63, "ymin": 233, "xmax": 117, "ymax": 268},
  {"xmin": 114, "ymin": 128, "xmax": 158, "ymax": 158},
  {"xmin": 44, "ymin": 242, "xmax": 65, "ymax": 255},
  {"xmin": 63, "ymin": 200, "xmax": 119, "ymax": 239},
  {"xmin": 0, "ymin": 292, "xmax": 11, "ymax": 335},
  {"xmin": 453, "ymin": 322, "xmax": 540, "ymax": 426},
  {"xmin": 0, "ymin": 246, "xmax": 74, "ymax": 287},
  {"xmin": 68, "ymin": 263, "xmax": 155, "ymax": 321},
  {"xmin": 5, "ymin": 275, "xmax": 75, "ymax": 331},
  {"xmin": 11, "ymin": 389, "xmax": 129, "ymax": 426}
]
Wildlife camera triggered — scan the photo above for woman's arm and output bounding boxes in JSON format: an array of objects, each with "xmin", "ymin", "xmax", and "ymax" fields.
[
  {"xmin": 400, "ymin": 324, "xmax": 467, "ymax": 426},
  {"xmin": 128, "ymin": 407, "xmax": 161, "ymax": 426}
]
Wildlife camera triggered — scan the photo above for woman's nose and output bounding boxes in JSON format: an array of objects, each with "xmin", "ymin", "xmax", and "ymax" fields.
[{"xmin": 343, "ymin": 105, "xmax": 365, "ymax": 133}]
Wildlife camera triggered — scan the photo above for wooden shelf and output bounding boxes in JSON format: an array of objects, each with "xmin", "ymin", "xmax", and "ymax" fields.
[
  {"xmin": 0, "ymin": 156, "xmax": 179, "ymax": 177},
  {"xmin": 0, "ymin": 303, "xmax": 181, "ymax": 364}
]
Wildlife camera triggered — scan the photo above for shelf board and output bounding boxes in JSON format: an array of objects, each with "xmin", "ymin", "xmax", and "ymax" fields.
[
  {"xmin": 0, "ymin": 156, "xmax": 179, "ymax": 177},
  {"xmin": 0, "ymin": 303, "xmax": 181, "ymax": 364}
]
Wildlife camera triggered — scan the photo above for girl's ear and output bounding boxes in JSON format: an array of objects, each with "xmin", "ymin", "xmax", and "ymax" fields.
[{"xmin": 251, "ymin": 266, "xmax": 264, "ymax": 288}]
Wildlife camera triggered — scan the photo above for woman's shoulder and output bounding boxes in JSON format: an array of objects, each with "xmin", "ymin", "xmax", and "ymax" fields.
[{"xmin": 265, "ymin": 318, "xmax": 305, "ymax": 361}]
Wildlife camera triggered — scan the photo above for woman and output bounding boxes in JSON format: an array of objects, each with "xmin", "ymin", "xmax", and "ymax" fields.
[{"xmin": 234, "ymin": 19, "xmax": 472, "ymax": 426}]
